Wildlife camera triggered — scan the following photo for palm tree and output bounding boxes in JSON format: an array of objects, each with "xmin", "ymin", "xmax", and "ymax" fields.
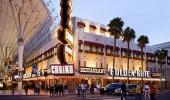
[
  {"xmin": 137, "ymin": 35, "xmax": 149, "ymax": 85},
  {"xmin": 108, "ymin": 17, "xmax": 124, "ymax": 82},
  {"xmin": 155, "ymin": 49, "xmax": 168, "ymax": 91},
  {"xmin": 122, "ymin": 27, "xmax": 136, "ymax": 84}
]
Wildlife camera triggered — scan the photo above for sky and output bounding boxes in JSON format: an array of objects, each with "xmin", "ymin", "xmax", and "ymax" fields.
[{"xmin": 72, "ymin": 0, "xmax": 170, "ymax": 45}]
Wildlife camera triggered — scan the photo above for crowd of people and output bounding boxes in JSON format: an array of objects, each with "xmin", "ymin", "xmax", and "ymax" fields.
[
  {"xmin": 76, "ymin": 82, "xmax": 101, "ymax": 98},
  {"xmin": 121, "ymin": 82, "xmax": 157, "ymax": 100},
  {"xmin": 23, "ymin": 82, "xmax": 68, "ymax": 96},
  {"xmin": 22, "ymin": 81, "xmax": 157, "ymax": 100},
  {"xmin": 49, "ymin": 82, "xmax": 68, "ymax": 96}
]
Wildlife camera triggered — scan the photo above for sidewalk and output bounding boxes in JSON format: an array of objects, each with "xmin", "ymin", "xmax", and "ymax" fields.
[
  {"xmin": 0, "ymin": 89, "xmax": 78, "ymax": 96},
  {"xmin": 0, "ymin": 89, "xmax": 51, "ymax": 96}
]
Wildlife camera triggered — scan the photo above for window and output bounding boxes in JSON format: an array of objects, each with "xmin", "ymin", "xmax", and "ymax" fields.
[
  {"xmin": 78, "ymin": 60, "xmax": 80, "ymax": 66},
  {"xmin": 84, "ymin": 61, "xmax": 86, "ymax": 67},
  {"xmin": 89, "ymin": 27, "xmax": 95, "ymax": 33},
  {"xmin": 89, "ymin": 25, "xmax": 96, "ymax": 33},
  {"xmin": 100, "ymin": 28, "xmax": 106, "ymax": 36},
  {"xmin": 150, "ymin": 68, "xmax": 153, "ymax": 73},
  {"xmin": 79, "ymin": 27, "xmax": 84, "ymax": 32},
  {"xmin": 78, "ymin": 43, "xmax": 81, "ymax": 51}
]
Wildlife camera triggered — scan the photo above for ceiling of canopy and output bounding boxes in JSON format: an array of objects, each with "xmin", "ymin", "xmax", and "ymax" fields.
[{"xmin": 0, "ymin": 0, "xmax": 49, "ymax": 74}]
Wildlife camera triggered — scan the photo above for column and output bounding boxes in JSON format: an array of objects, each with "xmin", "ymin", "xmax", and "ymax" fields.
[{"xmin": 18, "ymin": 38, "xmax": 24, "ymax": 90}]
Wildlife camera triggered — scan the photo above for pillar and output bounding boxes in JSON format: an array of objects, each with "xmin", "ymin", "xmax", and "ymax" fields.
[{"xmin": 17, "ymin": 38, "xmax": 24, "ymax": 90}]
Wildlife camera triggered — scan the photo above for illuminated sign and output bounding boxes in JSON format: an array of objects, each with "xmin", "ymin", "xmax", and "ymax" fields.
[
  {"xmin": 109, "ymin": 69, "xmax": 150, "ymax": 78},
  {"xmin": 80, "ymin": 67, "xmax": 105, "ymax": 74},
  {"xmin": 151, "ymin": 73, "xmax": 160, "ymax": 78},
  {"xmin": 0, "ymin": 83, "xmax": 3, "ymax": 88},
  {"xmin": 64, "ymin": 29, "xmax": 73, "ymax": 44},
  {"xmin": 23, "ymin": 73, "xmax": 36, "ymax": 79},
  {"xmin": 64, "ymin": 44, "xmax": 73, "ymax": 64},
  {"xmin": 51, "ymin": 64, "xmax": 74, "ymax": 74}
]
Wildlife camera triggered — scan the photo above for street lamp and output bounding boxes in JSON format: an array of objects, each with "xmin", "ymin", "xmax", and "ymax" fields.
[{"xmin": 44, "ymin": 69, "xmax": 48, "ymax": 93}]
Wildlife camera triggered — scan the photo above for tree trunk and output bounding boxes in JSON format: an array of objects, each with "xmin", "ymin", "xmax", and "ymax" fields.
[
  {"xmin": 165, "ymin": 58, "xmax": 167, "ymax": 90},
  {"xmin": 112, "ymin": 36, "xmax": 116, "ymax": 83},
  {"xmin": 141, "ymin": 48, "xmax": 144, "ymax": 86},
  {"xmin": 127, "ymin": 43, "xmax": 130, "ymax": 84},
  {"xmin": 160, "ymin": 60, "xmax": 163, "ymax": 91}
]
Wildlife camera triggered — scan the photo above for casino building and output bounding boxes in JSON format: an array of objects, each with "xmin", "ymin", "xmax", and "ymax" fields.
[{"xmin": 22, "ymin": 16, "xmax": 170, "ymax": 90}]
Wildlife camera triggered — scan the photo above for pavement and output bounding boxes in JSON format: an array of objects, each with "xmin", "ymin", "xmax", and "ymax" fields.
[
  {"xmin": 0, "ymin": 89, "xmax": 170, "ymax": 100},
  {"xmin": 0, "ymin": 89, "xmax": 49, "ymax": 95}
]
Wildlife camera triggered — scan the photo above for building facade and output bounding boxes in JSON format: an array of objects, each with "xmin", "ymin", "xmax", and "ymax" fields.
[{"xmin": 23, "ymin": 17, "xmax": 170, "ymax": 90}]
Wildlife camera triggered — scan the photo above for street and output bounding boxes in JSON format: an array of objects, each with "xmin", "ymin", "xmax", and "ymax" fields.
[
  {"xmin": 0, "ymin": 95, "xmax": 121, "ymax": 100},
  {"xmin": 0, "ymin": 91, "xmax": 169, "ymax": 100}
]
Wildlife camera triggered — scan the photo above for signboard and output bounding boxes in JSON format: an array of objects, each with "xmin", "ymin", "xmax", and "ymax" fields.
[
  {"xmin": 64, "ymin": 29, "xmax": 73, "ymax": 44},
  {"xmin": 109, "ymin": 69, "xmax": 150, "ymax": 78},
  {"xmin": 80, "ymin": 67, "xmax": 105, "ymax": 74},
  {"xmin": 32, "ymin": 64, "xmax": 38, "ymax": 75},
  {"xmin": 151, "ymin": 73, "xmax": 160, "ymax": 78},
  {"xmin": 64, "ymin": 44, "xmax": 73, "ymax": 64},
  {"xmin": 23, "ymin": 73, "xmax": 36, "ymax": 79},
  {"xmin": 51, "ymin": 64, "xmax": 74, "ymax": 74}
]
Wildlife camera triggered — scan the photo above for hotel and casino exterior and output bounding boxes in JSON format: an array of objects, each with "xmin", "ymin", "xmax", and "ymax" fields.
[{"xmin": 23, "ymin": 16, "xmax": 170, "ymax": 90}]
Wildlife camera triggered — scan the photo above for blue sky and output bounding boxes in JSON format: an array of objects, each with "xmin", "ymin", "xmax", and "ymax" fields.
[{"xmin": 72, "ymin": 0, "xmax": 170, "ymax": 45}]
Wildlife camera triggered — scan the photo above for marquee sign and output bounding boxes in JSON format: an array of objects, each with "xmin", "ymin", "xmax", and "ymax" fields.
[
  {"xmin": 80, "ymin": 67, "xmax": 105, "ymax": 74},
  {"xmin": 109, "ymin": 69, "xmax": 150, "ymax": 78},
  {"xmin": 51, "ymin": 64, "xmax": 74, "ymax": 74}
]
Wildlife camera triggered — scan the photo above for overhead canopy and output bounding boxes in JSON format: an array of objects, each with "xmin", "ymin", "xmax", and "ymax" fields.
[{"xmin": 0, "ymin": 0, "xmax": 49, "ymax": 75}]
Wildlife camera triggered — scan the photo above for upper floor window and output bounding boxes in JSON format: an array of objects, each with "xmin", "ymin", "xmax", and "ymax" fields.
[
  {"xmin": 89, "ymin": 25, "xmax": 97, "ymax": 33},
  {"xmin": 77, "ymin": 21, "xmax": 86, "ymax": 32},
  {"xmin": 100, "ymin": 27, "xmax": 107, "ymax": 36}
]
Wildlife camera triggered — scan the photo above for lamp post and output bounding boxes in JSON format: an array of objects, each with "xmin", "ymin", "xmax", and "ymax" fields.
[{"xmin": 44, "ymin": 69, "xmax": 48, "ymax": 93}]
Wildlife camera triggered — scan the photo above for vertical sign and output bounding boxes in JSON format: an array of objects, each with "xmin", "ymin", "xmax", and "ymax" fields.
[{"xmin": 58, "ymin": 0, "xmax": 73, "ymax": 64}]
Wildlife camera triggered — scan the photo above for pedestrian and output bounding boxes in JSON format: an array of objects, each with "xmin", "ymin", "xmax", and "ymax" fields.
[
  {"xmin": 54, "ymin": 83, "xmax": 59, "ymax": 96},
  {"xmin": 143, "ymin": 83, "xmax": 150, "ymax": 100},
  {"xmin": 81, "ymin": 82, "xmax": 87, "ymax": 98},
  {"xmin": 12, "ymin": 83, "xmax": 15, "ymax": 95},
  {"xmin": 90, "ymin": 83, "xmax": 95, "ymax": 95},
  {"xmin": 121, "ymin": 82, "xmax": 127, "ymax": 100},
  {"xmin": 76, "ymin": 84, "xmax": 81, "ymax": 97},
  {"xmin": 96, "ymin": 83, "xmax": 101, "ymax": 94},
  {"xmin": 58, "ymin": 83, "xmax": 64, "ymax": 96},
  {"xmin": 135, "ymin": 83, "xmax": 142, "ymax": 100},
  {"xmin": 24, "ymin": 83, "xmax": 29, "ymax": 95},
  {"xmin": 49, "ymin": 85, "xmax": 53, "ymax": 96},
  {"xmin": 150, "ymin": 82, "xmax": 157, "ymax": 100},
  {"xmin": 64, "ymin": 84, "xmax": 68, "ymax": 96},
  {"xmin": 36, "ymin": 84, "xmax": 40, "ymax": 95}
]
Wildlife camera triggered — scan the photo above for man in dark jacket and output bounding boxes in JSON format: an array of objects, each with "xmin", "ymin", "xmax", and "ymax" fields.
[
  {"xmin": 121, "ymin": 82, "xmax": 127, "ymax": 100},
  {"xmin": 24, "ymin": 83, "xmax": 29, "ymax": 95}
]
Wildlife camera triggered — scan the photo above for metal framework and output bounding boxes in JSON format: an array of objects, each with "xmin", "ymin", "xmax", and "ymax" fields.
[{"xmin": 0, "ymin": 0, "xmax": 52, "ymax": 79}]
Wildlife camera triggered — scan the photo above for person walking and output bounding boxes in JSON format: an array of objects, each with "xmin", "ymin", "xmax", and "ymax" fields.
[
  {"xmin": 135, "ymin": 83, "xmax": 142, "ymax": 100},
  {"xmin": 121, "ymin": 82, "xmax": 128, "ymax": 100},
  {"xmin": 24, "ymin": 83, "xmax": 29, "ymax": 95},
  {"xmin": 96, "ymin": 83, "xmax": 101, "ymax": 94},
  {"xmin": 81, "ymin": 82, "xmax": 87, "ymax": 98},
  {"xmin": 76, "ymin": 84, "xmax": 81, "ymax": 97},
  {"xmin": 150, "ymin": 82, "xmax": 157, "ymax": 100},
  {"xmin": 90, "ymin": 83, "xmax": 95, "ymax": 95},
  {"xmin": 143, "ymin": 83, "xmax": 150, "ymax": 100},
  {"xmin": 49, "ymin": 85, "xmax": 53, "ymax": 96},
  {"xmin": 64, "ymin": 84, "xmax": 68, "ymax": 96}
]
